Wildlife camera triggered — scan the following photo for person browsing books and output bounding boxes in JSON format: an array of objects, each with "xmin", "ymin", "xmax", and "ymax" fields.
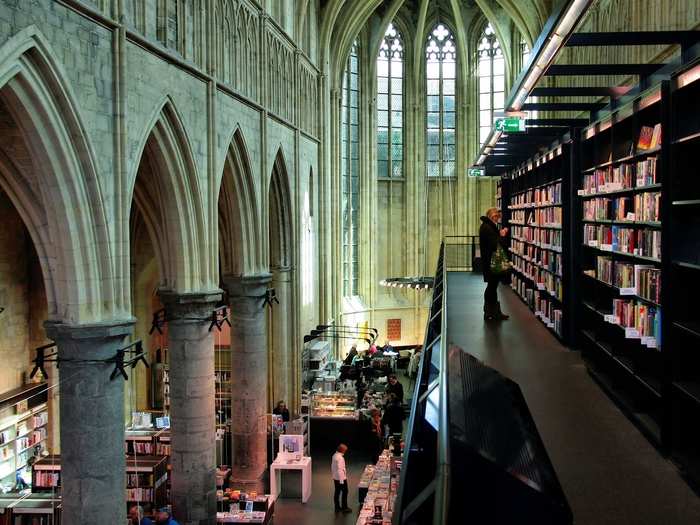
[
  {"xmin": 479, "ymin": 207, "xmax": 510, "ymax": 321},
  {"xmin": 385, "ymin": 374, "xmax": 404, "ymax": 403},
  {"xmin": 272, "ymin": 400, "xmax": 290, "ymax": 422},
  {"xmin": 331, "ymin": 444, "xmax": 352, "ymax": 513}
]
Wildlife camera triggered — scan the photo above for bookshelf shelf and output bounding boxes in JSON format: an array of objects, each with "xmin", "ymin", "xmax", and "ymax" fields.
[
  {"xmin": 582, "ymin": 219, "xmax": 661, "ymax": 228},
  {"xmin": 673, "ymin": 321, "xmax": 700, "ymax": 340},
  {"xmin": 578, "ymin": 183, "xmax": 662, "ymax": 199},
  {"xmin": 672, "ymin": 199, "xmax": 700, "ymax": 206},
  {"xmin": 673, "ymin": 260, "xmax": 700, "ymax": 271},
  {"xmin": 673, "ymin": 381, "xmax": 700, "ymax": 407},
  {"xmin": 580, "ymin": 147, "xmax": 662, "ymax": 174},
  {"xmin": 582, "ymin": 273, "xmax": 661, "ymax": 308},
  {"xmin": 671, "ymin": 130, "xmax": 700, "ymax": 145},
  {"xmin": 582, "ymin": 245, "xmax": 661, "ymax": 264}
]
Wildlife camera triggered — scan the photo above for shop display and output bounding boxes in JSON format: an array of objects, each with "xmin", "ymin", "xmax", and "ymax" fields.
[
  {"xmin": 356, "ymin": 451, "xmax": 402, "ymax": 525},
  {"xmin": 310, "ymin": 393, "xmax": 358, "ymax": 419}
]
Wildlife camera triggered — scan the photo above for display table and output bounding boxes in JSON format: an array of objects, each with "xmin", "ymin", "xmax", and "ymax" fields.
[
  {"xmin": 216, "ymin": 496, "xmax": 273, "ymax": 524},
  {"xmin": 269, "ymin": 457, "xmax": 312, "ymax": 503}
]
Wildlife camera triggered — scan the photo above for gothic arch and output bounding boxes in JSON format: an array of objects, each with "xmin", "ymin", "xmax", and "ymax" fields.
[
  {"xmin": 0, "ymin": 27, "xmax": 114, "ymax": 323},
  {"xmin": 218, "ymin": 128, "xmax": 262, "ymax": 277},
  {"xmin": 129, "ymin": 97, "xmax": 209, "ymax": 293},
  {"xmin": 268, "ymin": 149, "xmax": 293, "ymax": 270}
]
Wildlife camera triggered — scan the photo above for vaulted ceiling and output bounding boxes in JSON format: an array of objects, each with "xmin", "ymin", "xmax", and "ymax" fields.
[{"xmin": 319, "ymin": 0, "xmax": 558, "ymax": 82}]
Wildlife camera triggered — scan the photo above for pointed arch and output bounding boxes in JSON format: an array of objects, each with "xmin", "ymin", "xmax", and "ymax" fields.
[
  {"xmin": 269, "ymin": 149, "xmax": 293, "ymax": 270},
  {"xmin": 129, "ymin": 97, "xmax": 209, "ymax": 293},
  {"xmin": 0, "ymin": 27, "xmax": 114, "ymax": 323},
  {"xmin": 218, "ymin": 128, "xmax": 262, "ymax": 277}
]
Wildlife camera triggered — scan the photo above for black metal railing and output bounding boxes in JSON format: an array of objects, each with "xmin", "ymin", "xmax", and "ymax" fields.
[{"xmin": 443, "ymin": 235, "xmax": 479, "ymax": 272}]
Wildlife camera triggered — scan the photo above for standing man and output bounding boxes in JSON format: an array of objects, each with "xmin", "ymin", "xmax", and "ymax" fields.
[
  {"xmin": 385, "ymin": 374, "xmax": 404, "ymax": 403},
  {"xmin": 331, "ymin": 444, "xmax": 352, "ymax": 513},
  {"xmin": 479, "ymin": 207, "xmax": 510, "ymax": 321}
]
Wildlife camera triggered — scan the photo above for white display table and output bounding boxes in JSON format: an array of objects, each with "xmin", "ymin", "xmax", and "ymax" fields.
[{"xmin": 269, "ymin": 456, "xmax": 312, "ymax": 503}]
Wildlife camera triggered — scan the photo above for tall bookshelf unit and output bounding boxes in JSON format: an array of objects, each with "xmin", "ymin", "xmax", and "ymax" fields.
[
  {"xmin": 668, "ymin": 59, "xmax": 700, "ymax": 484},
  {"xmin": 576, "ymin": 84, "xmax": 667, "ymax": 447},
  {"xmin": 505, "ymin": 142, "xmax": 573, "ymax": 342}
]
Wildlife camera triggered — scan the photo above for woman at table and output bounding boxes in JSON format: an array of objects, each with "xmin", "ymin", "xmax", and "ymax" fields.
[
  {"xmin": 273, "ymin": 400, "xmax": 291, "ymax": 422},
  {"xmin": 369, "ymin": 409, "xmax": 384, "ymax": 463}
]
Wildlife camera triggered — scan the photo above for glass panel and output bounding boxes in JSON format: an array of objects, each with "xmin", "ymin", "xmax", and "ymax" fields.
[
  {"xmin": 378, "ymin": 110, "xmax": 389, "ymax": 127},
  {"xmin": 378, "ymin": 127, "xmax": 389, "ymax": 144},
  {"xmin": 427, "ymin": 95, "xmax": 440, "ymax": 112},
  {"xmin": 392, "ymin": 161, "xmax": 403, "ymax": 178},
  {"xmin": 378, "ymin": 144, "xmax": 388, "ymax": 161},
  {"xmin": 443, "ymin": 144, "xmax": 455, "ymax": 161},
  {"xmin": 479, "ymin": 76, "xmax": 490, "ymax": 93},
  {"xmin": 427, "ymin": 79, "xmax": 439, "ymax": 94},
  {"xmin": 480, "ymin": 126, "xmax": 490, "ymax": 145},
  {"xmin": 427, "ymin": 112, "xmax": 440, "ymax": 129},
  {"xmin": 427, "ymin": 161, "xmax": 439, "ymax": 177},
  {"xmin": 391, "ymin": 129, "xmax": 402, "ymax": 144},
  {"xmin": 378, "ymin": 77, "xmax": 389, "ymax": 93},
  {"xmin": 480, "ymin": 110, "xmax": 492, "ymax": 127},
  {"xmin": 443, "ymin": 95, "xmax": 455, "ymax": 112},
  {"xmin": 392, "ymin": 111, "xmax": 403, "ymax": 126},
  {"xmin": 377, "ymin": 59, "xmax": 389, "ymax": 77},
  {"xmin": 480, "ymin": 93, "xmax": 491, "ymax": 110},
  {"xmin": 391, "ymin": 94, "xmax": 402, "ymax": 111},
  {"xmin": 443, "ymin": 79, "xmax": 455, "ymax": 95},
  {"xmin": 377, "ymin": 160, "xmax": 388, "ymax": 178},
  {"xmin": 493, "ymin": 91, "xmax": 504, "ymax": 111},
  {"xmin": 392, "ymin": 145, "xmax": 403, "ymax": 161},
  {"xmin": 442, "ymin": 61, "xmax": 456, "ymax": 79},
  {"xmin": 427, "ymin": 130, "xmax": 440, "ymax": 145},
  {"xmin": 493, "ymin": 75, "xmax": 504, "ymax": 92},
  {"xmin": 478, "ymin": 58, "xmax": 490, "ymax": 77},
  {"xmin": 391, "ymin": 59, "xmax": 403, "ymax": 77},
  {"xmin": 443, "ymin": 129, "xmax": 455, "ymax": 145},
  {"xmin": 391, "ymin": 78, "xmax": 403, "ymax": 94},
  {"xmin": 427, "ymin": 144, "xmax": 439, "ymax": 161},
  {"xmin": 443, "ymin": 161, "xmax": 455, "ymax": 178},
  {"xmin": 426, "ymin": 61, "xmax": 440, "ymax": 79},
  {"xmin": 443, "ymin": 112, "xmax": 455, "ymax": 129},
  {"xmin": 493, "ymin": 57, "xmax": 505, "ymax": 75},
  {"xmin": 377, "ymin": 95, "xmax": 389, "ymax": 111}
]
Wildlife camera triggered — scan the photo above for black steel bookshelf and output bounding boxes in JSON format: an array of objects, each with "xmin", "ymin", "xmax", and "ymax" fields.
[
  {"xmin": 501, "ymin": 141, "xmax": 574, "ymax": 343},
  {"xmin": 668, "ymin": 58, "xmax": 700, "ymax": 486},
  {"xmin": 575, "ymin": 82, "xmax": 668, "ymax": 449}
]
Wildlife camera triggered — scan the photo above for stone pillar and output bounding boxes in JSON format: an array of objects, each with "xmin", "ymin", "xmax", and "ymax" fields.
[
  {"xmin": 159, "ymin": 291, "xmax": 221, "ymax": 525},
  {"xmin": 270, "ymin": 267, "xmax": 292, "ymax": 412},
  {"xmin": 223, "ymin": 274, "xmax": 272, "ymax": 492},
  {"xmin": 44, "ymin": 319, "xmax": 134, "ymax": 525}
]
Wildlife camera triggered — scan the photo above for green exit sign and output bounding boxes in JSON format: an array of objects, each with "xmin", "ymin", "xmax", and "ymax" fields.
[
  {"xmin": 468, "ymin": 167, "xmax": 485, "ymax": 177},
  {"xmin": 494, "ymin": 116, "xmax": 526, "ymax": 133}
]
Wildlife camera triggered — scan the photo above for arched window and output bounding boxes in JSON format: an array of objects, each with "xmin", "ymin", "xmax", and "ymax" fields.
[
  {"xmin": 341, "ymin": 41, "xmax": 360, "ymax": 296},
  {"xmin": 377, "ymin": 23, "xmax": 404, "ymax": 179},
  {"xmin": 478, "ymin": 23, "xmax": 505, "ymax": 147},
  {"xmin": 426, "ymin": 24, "xmax": 456, "ymax": 178}
]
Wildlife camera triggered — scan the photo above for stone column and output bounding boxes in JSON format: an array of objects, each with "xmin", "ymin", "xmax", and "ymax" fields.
[
  {"xmin": 159, "ymin": 291, "xmax": 221, "ymax": 525},
  {"xmin": 270, "ymin": 267, "xmax": 292, "ymax": 412},
  {"xmin": 223, "ymin": 274, "xmax": 271, "ymax": 492},
  {"xmin": 44, "ymin": 319, "xmax": 134, "ymax": 525}
]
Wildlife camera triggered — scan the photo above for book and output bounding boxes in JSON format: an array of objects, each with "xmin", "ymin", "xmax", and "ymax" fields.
[
  {"xmin": 649, "ymin": 124, "xmax": 662, "ymax": 149},
  {"xmin": 637, "ymin": 126, "xmax": 654, "ymax": 150}
]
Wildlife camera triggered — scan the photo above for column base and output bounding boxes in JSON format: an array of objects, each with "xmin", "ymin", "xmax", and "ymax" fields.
[{"xmin": 230, "ymin": 467, "xmax": 267, "ymax": 494}]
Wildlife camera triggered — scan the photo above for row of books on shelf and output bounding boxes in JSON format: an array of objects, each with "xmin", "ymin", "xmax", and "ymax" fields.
[
  {"xmin": 511, "ymin": 256, "xmax": 563, "ymax": 300},
  {"xmin": 511, "ymin": 242, "xmax": 563, "ymax": 275},
  {"xmin": 591, "ymin": 257, "xmax": 661, "ymax": 304},
  {"xmin": 581, "ymin": 157, "xmax": 657, "ymax": 195},
  {"xmin": 605, "ymin": 299, "xmax": 661, "ymax": 349},
  {"xmin": 511, "ymin": 226, "xmax": 562, "ymax": 247},
  {"xmin": 584, "ymin": 225, "xmax": 661, "ymax": 259},
  {"xmin": 127, "ymin": 472, "xmax": 155, "ymax": 488},
  {"xmin": 16, "ymin": 428, "xmax": 46, "ymax": 452},
  {"xmin": 511, "ymin": 208, "xmax": 562, "ymax": 226},
  {"xmin": 583, "ymin": 192, "xmax": 661, "ymax": 222},
  {"xmin": 510, "ymin": 183, "xmax": 562, "ymax": 208},
  {"xmin": 127, "ymin": 487, "xmax": 154, "ymax": 501},
  {"xmin": 34, "ymin": 471, "xmax": 60, "ymax": 488},
  {"xmin": 511, "ymin": 275, "xmax": 564, "ymax": 336}
]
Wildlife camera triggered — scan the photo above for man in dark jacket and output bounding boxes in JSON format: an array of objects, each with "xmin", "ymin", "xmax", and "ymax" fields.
[{"xmin": 479, "ymin": 207, "xmax": 510, "ymax": 321}]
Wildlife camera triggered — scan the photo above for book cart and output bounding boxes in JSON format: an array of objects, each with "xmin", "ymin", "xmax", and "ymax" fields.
[{"xmin": 500, "ymin": 139, "xmax": 575, "ymax": 343}]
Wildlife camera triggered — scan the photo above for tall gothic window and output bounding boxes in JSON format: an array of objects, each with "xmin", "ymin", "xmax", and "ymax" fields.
[
  {"xmin": 341, "ymin": 41, "xmax": 360, "ymax": 296},
  {"xmin": 426, "ymin": 24, "xmax": 456, "ymax": 178},
  {"xmin": 478, "ymin": 23, "xmax": 505, "ymax": 147},
  {"xmin": 377, "ymin": 24, "xmax": 404, "ymax": 179}
]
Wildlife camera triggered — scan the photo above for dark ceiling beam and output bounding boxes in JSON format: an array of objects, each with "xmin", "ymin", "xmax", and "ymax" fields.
[
  {"xmin": 522, "ymin": 102, "xmax": 607, "ymax": 112},
  {"xmin": 530, "ymin": 86, "xmax": 632, "ymax": 97},
  {"xmin": 545, "ymin": 64, "xmax": 664, "ymax": 77},
  {"xmin": 526, "ymin": 118, "xmax": 589, "ymax": 127},
  {"xmin": 566, "ymin": 31, "xmax": 700, "ymax": 50}
]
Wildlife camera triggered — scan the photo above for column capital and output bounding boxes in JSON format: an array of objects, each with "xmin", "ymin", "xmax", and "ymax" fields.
[
  {"xmin": 44, "ymin": 318, "xmax": 135, "ymax": 342},
  {"xmin": 158, "ymin": 289, "xmax": 223, "ymax": 320},
  {"xmin": 222, "ymin": 273, "xmax": 273, "ymax": 298}
]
